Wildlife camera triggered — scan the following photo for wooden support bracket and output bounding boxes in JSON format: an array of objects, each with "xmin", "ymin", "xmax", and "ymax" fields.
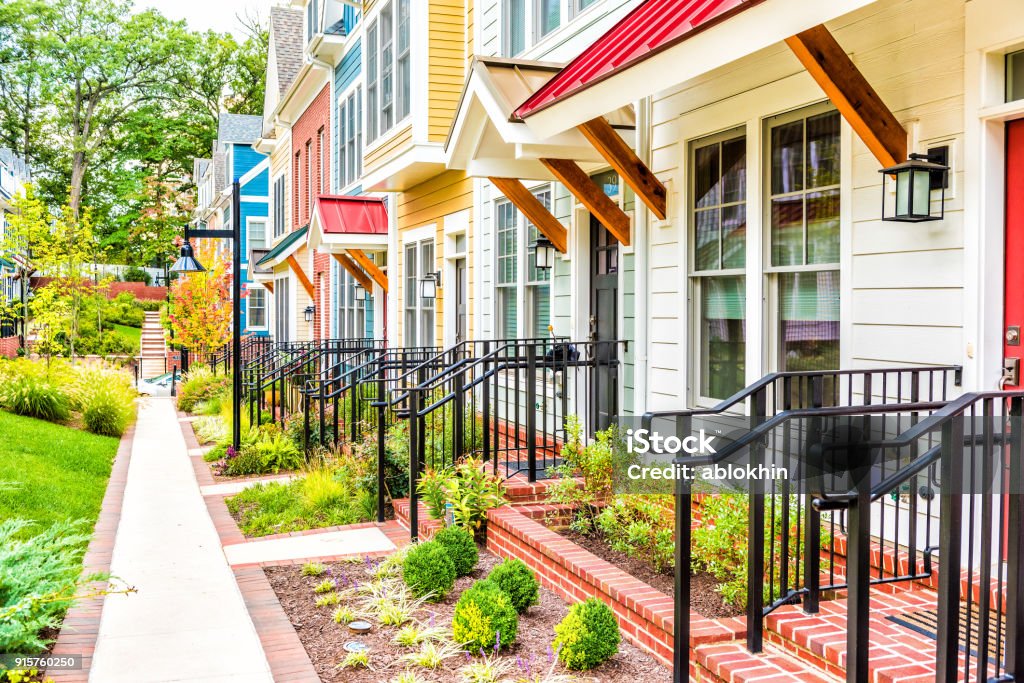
[
  {"xmin": 331, "ymin": 252, "xmax": 373, "ymax": 291},
  {"xmin": 540, "ymin": 158, "xmax": 631, "ymax": 246},
  {"xmin": 488, "ymin": 177, "xmax": 568, "ymax": 253},
  {"xmin": 577, "ymin": 117, "xmax": 667, "ymax": 220},
  {"xmin": 346, "ymin": 248, "xmax": 389, "ymax": 292},
  {"xmin": 785, "ymin": 24, "xmax": 907, "ymax": 168},
  {"xmin": 285, "ymin": 254, "xmax": 315, "ymax": 298}
]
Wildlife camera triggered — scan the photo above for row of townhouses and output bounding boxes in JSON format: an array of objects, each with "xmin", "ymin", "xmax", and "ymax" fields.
[{"xmin": 193, "ymin": 0, "xmax": 1024, "ymax": 419}]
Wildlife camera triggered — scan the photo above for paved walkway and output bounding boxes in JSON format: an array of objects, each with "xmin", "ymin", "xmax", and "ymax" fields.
[{"xmin": 89, "ymin": 398, "xmax": 273, "ymax": 683}]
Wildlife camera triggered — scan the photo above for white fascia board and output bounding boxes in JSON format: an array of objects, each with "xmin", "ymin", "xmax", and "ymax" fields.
[
  {"xmin": 238, "ymin": 158, "xmax": 270, "ymax": 187},
  {"xmin": 522, "ymin": 0, "xmax": 881, "ymax": 138}
]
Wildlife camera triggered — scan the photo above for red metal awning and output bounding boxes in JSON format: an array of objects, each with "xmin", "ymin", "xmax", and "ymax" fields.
[
  {"xmin": 514, "ymin": 0, "xmax": 762, "ymax": 120},
  {"xmin": 314, "ymin": 195, "xmax": 389, "ymax": 235}
]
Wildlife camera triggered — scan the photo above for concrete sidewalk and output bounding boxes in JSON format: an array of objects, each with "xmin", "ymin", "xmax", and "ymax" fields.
[{"xmin": 89, "ymin": 398, "xmax": 273, "ymax": 683}]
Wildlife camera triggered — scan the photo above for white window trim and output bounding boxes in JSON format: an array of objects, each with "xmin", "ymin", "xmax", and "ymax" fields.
[
  {"xmin": 247, "ymin": 286, "xmax": 268, "ymax": 331},
  {"xmin": 363, "ymin": 0, "xmax": 414, "ymax": 148},
  {"xmin": 247, "ymin": 216, "xmax": 268, "ymax": 252},
  {"xmin": 401, "ymin": 232, "xmax": 436, "ymax": 346}
]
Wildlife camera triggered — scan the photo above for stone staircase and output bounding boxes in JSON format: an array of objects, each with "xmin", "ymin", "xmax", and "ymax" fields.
[{"xmin": 138, "ymin": 311, "xmax": 167, "ymax": 379}]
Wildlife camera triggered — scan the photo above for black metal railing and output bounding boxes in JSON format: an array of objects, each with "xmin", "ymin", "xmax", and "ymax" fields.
[{"xmin": 398, "ymin": 338, "xmax": 627, "ymax": 539}]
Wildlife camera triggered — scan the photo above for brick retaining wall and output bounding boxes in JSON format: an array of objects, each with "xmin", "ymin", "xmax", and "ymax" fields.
[
  {"xmin": 485, "ymin": 505, "xmax": 745, "ymax": 667},
  {"xmin": 0, "ymin": 335, "xmax": 19, "ymax": 358}
]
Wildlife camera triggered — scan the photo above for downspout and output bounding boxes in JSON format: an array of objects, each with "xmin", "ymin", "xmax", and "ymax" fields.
[{"xmin": 633, "ymin": 96, "xmax": 651, "ymax": 415}]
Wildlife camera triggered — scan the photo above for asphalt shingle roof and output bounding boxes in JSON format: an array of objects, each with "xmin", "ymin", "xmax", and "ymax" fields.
[
  {"xmin": 270, "ymin": 6, "xmax": 303, "ymax": 96},
  {"xmin": 217, "ymin": 113, "xmax": 263, "ymax": 144}
]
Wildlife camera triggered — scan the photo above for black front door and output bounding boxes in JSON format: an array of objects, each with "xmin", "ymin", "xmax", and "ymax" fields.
[{"xmin": 590, "ymin": 216, "xmax": 618, "ymax": 432}]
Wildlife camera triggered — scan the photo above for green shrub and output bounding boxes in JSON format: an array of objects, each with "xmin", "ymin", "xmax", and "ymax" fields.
[
  {"xmin": 402, "ymin": 541, "xmax": 456, "ymax": 602},
  {"xmin": 451, "ymin": 579, "xmax": 518, "ymax": 652},
  {"xmin": 0, "ymin": 372, "xmax": 69, "ymax": 422},
  {"xmin": 74, "ymin": 366, "xmax": 136, "ymax": 436},
  {"xmin": 0, "ymin": 519, "xmax": 100, "ymax": 653},
  {"xmin": 487, "ymin": 558, "xmax": 538, "ymax": 614},
  {"xmin": 547, "ymin": 417, "xmax": 618, "ymax": 534},
  {"xmin": 552, "ymin": 598, "xmax": 619, "ymax": 670},
  {"xmin": 177, "ymin": 367, "xmax": 230, "ymax": 412},
  {"xmin": 432, "ymin": 525, "xmax": 477, "ymax": 577},
  {"xmin": 443, "ymin": 458, "xmax": 505, "ymax": 534},
  {"xmin": 121, "ymin": 266, "xmax": 152, "ymax": 285},
  {"xmin": 417, "ymin": 468, "xmax": 449, "ymax": 520},
  {"xmin": 223, "ymin": 430, "xmax": 303, "ymax": 476},
  {"xmin": 596, "ymin": 495, "xmax": 675, "ymax": 572}
]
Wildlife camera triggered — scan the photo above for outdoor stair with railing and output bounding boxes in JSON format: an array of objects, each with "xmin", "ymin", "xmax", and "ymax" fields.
[
  {"xmin": 644, "ymin": 369, "xmax": 1024, "ymax": 683},
  {"xmin": 138, "ymin": 311, "xmax": 166, "ymax": 379}
]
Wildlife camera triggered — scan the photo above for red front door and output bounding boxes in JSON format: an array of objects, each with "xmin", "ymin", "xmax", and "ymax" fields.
[{"xmin": 1005, "ymin": 120, "xmax": 1024, "ymax": 388}]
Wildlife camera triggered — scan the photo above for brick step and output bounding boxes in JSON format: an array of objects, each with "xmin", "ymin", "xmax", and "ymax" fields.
[
  {"xmin": 762, "ymin": 588, "xmax": 990, "ymax": 682},
  {"xmin": 694, "ymin": 641, "xmax": 841, "ymax": 682}
]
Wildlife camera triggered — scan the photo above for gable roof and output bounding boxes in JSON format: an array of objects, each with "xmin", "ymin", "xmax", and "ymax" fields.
[
  {"xmin": 269, "ymin": 6, "xmax": 303, "ymax": 96},
  {"xmin": 217, "ymin": 114, "xmax": 263, "ymax": 144}
]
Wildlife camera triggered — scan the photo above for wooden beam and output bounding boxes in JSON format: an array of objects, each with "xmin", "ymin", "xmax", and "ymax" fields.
[
  {"xmin": 577, "ymin": 117, "xmax": 667, "ymax": 220},
  {"xmin": 285, "ymin": 254, "xmax": 315, "ymax": 298},
  {"xmin": 262, "ymin": 281, "xmax": 274, "ymax": 294},
  {"xmin": 331, "ymin": 252, "xmax": 373, "ymax": 291},
  {"xmin": 488, "ymin": 177, "xmax": 568, "ymax": 253},
  {"xmin": 785, "ymin": 25, "xmax": 907, "ymax": 168},
  {"xmin": 346, "ymin": 248, "xmax": 389, "ymax": 292},
  {"xmin": 539, "ymin": 158, "xmax": 631, "ymax": 246}
]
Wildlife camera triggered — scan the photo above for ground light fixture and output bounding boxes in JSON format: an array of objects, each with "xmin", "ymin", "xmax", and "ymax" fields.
[
  {"xmin": 170, "ymin": 180, "xmax": 244, "ymax": 452},
  {"xmin": 304, "ymin": 304, "xmax": 316, "ymax": 323},
  {"xmin": 420, "ymin": 271, "xmax": 441, "ymax": 299},
  {"xmin": 532, "ymin": 234, "xmax": 556, "ymax": 270},
  {"xmin": 879, "ymin": 150, "xmax": 949, "ymax": 222}
]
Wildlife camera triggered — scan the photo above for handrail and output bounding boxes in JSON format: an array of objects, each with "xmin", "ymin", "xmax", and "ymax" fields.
[{"xmin": 642, "ymin": 365, "xmax": 961, "ymax": 428}]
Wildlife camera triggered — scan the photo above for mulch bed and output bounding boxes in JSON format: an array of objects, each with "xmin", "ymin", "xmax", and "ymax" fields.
[
  {"xmin": 266, "ymin": 548, "xmax": 673, "ymax": 682},
  {"xmin": 558, "ymin": 529, "xmax": 743, "ymax": 620}
]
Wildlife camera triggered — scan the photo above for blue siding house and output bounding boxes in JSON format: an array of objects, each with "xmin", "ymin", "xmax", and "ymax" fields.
[{"xmin": 194, "ymin": 114, "xmax": 271, "ymax": 336}]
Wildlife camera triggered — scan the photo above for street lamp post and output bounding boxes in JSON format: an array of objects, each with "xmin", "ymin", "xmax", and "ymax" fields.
[{"xmin": 171, "ymin": 180, "xmax": 243, "ymax": 452}]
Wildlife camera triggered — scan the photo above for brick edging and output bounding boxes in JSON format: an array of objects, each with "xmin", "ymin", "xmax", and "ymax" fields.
[
  {"xmin": 485, "ymin": 505, "xmax": 746, "ymax": 667},
  {"xmin": 48, "ymin": 415, "xmax": 138, "ymax": 682}
]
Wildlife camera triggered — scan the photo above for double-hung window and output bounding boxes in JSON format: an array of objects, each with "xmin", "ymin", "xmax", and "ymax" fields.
[
  {"xmin": 272, "ymin": 176, "xmax": 285, "ymax": 238},
  {"xmin": 247, "ymin": 217, "xmax": 268, "ymax": 251},
  {"xmin": 766, "ymin": 105, "xmax": 841, "ymax": 373},
  {"xmin": 503, "ymin": 0, "xmax": 562, "ymax": 56},
  {"xmin": 337, "ymin": 87, "xmax": 363, "ymax": 189},
  {"xmin": 403, "ymin": 239, "xmax": 435, "ymax": 346},
  {"xmin": 495, "ymin": 185, "xmax": 554, "ymax": 339},
  {"xmin": 318, "ymin": 128, "xmax": 326, "ymax": 195},
  {"xmin": 366, "ymin": 23, "xmax": 378, "ymax": 140},
  {"xmin": 247, "ymin": 287, "xmax": 267, "ymax": 329},
  {"xmin": 379, "ymin": 2, "xmax": 394, "ymax": 134},
  {"xmin": 274, "ymin": 276, "xmax": 290, "ymax": 342},
  {"xmin": 334, "ymin": 264, "xmax": 366, "ymax": 338},
  {"xmin": 305, "ymin": 141, "xmax": 313, "ymax": 220},
  {"xmin": 396, "ymin": 0, "xmax": 410, "ymax": 120},
  {"xmin": 691, "ymin": 130, "xmax": 747, "ymax": 400}
]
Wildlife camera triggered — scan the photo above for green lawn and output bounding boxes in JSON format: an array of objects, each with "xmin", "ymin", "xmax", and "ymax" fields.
[
  {"xmin": 0, "ymin": 410, "xmax": 119, "ymax": 540},
  {"xmin": 111, "ymin": 323, "xmax": 141, "ymax": 353}
]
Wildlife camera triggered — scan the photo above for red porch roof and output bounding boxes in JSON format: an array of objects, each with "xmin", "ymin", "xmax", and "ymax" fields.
[
  {"xmin": 314, "ymin": 195, "xmax": 389, "ymax": 235},
  {"xmin": 514, "ymin": 0, "xmax": 763, "ymax": 120}
]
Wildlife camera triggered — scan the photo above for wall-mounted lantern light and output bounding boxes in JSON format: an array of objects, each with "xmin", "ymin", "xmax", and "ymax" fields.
[
  {"xmin": 354, "ymin": 283, "xmax": 366, "ymax": 302},
  {"xmin": 420, "ymin": 271, "xmax": 441, "ymax": 300},
  {"xmin": 532, "ymin": 235, "xmax": 556, "ymax": 271},
  {"xmin": 879, "ymin": 149, "xmax": 949, "ymax": 223},
  {"xmin": 304, "ymin": 305, "xmax": 316, "ymax": 323}
]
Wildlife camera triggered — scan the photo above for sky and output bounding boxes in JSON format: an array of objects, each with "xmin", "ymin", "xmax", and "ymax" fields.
[{"xmin": 135, "ymin": 0, "xmax": 269, "ymax": 39}]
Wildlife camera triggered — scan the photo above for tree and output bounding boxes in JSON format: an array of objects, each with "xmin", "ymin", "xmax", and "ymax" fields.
[{"xmin": 168, "ymin": 243, "xmax": 232, "ymax": 352}]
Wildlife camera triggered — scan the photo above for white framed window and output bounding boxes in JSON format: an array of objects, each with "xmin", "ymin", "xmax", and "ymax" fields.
[
  {"xmin": 366, "ymin": 0, "xmax": 410, "ymax": 142},
  {"xmin": 690, "ymin": 129, "xmax": 747, "ymax": 401},
  {"xmin": 494, "ymin": 184, "xmax": 554, "ymax": 339},
  {"xmin": 337, "ymin": 87, "xmax": 363, "ymax": 189},
  {"xmin": 247, "ymin": 217, "xmax": 268, "ymax": 251},
  {"xmin": 503, "ymin": 0, "xmax": 564, "ymax": 56},
  {"xmin": 334, "ymin": 263, "xmax": 366, "ymax": 338},
  {"xmin": 765, "ymin": 104, "xmax": 841, "ymax": 373},
  {"xmin": 272, "ymin": 175, "xmax": 286, "ymax": 238},
  {"xmin": 403, "ymin": 238, "xmax": 435, "ymax": 346},
  {"xmin": 318, "ymin": 127, "xmax": 326, "ymax": 195},
  {"xmin": 572, "ymin": 0, "xmax": 597, "ymax": 15},
  {"xmin": 247, "ymin": 287, "xmax": 267, "ymax": 329},
  {"xmin": 306, "ymin": 0, "xmax": 320, "ymax": 42},
  {"xmin": 305, "ymin": 140, "xmax": 314, "ymax": 218},
  {"xmin": 274, "ymin": 276, "xmax": 290, "ymax": 342}
]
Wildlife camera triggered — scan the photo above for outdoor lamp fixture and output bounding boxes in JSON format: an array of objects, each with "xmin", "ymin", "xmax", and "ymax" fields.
[
  {"xmin": 170, "ymin": 239, "xmax": 205, "ymax": 273},
  {"xmin": 304, "ymin": 305, "xmax": 316, "ymax": 323},
  {"xmin": 879, "ymin": 150, "xmax": 949, "ymax": 222},
  {"xmin": 353, "ymin": 283, "xmax": 367, "ymax": 302},
  {"xmin": 420, "ymin": 271, "xmax": 441, "ymax": 300},
  {"xmin": 170, "ymin": 181, "xmax": 244, "ymax": 452},
  {"xmin": 532, "ymin": 235, "xmax": 556, "ymax": 271}
]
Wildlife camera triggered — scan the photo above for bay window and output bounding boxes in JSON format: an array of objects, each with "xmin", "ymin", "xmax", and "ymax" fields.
[
  {"xmin": 691, "ymin": 130, "xmax": 747, "ymax": 400},
  {"xmin": 380, "ymin": 2, "xmax": 394, "ymax": 133},
  {"xmin": 366, "ymin": 23, "xmax": 378, "ymax": 140},
  {"xmin": 366, "ymin": 0, "xmax": 410, "ymax": 143}
]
